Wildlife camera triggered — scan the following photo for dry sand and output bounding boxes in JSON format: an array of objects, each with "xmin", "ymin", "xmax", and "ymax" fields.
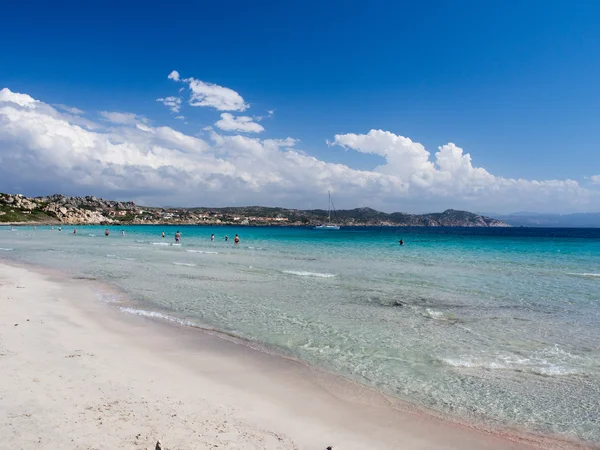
[{"xmin": 0, "ymin": 262, "xmax": 588, "ymax": 449}]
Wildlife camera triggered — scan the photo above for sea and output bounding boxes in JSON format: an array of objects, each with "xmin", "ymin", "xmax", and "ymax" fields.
[{"xmin": 1, "ymin": 225, "xmax": 599, "ymax": 444}]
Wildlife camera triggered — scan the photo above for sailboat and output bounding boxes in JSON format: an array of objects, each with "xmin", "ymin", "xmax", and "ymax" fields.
[{"xmin": 314, "ymin": 191, "xmax": 340, "ymax": 230}]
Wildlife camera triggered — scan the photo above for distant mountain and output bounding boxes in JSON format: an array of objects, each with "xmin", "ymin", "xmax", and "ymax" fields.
[
  {"xmin": 488, "ymin": 212, "xmax": 600, "ymax": 228},
  {"xmin": 0, "ymin": 192, "xmax": 509, "ymax": 227}
]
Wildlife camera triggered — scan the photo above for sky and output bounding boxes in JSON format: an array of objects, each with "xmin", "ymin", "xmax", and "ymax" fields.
[{"xmin": 1, "ymin": 0, "xmax": 599, "ymax": 214}]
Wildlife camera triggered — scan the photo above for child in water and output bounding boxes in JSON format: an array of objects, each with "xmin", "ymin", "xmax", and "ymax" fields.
[
  {"xmin": 175, "ymin": 231, "xmax": 181, "ymax": 243},
  {"xmin": 234, "ymin": 234, "xmax": 240, "ymax": 245}
]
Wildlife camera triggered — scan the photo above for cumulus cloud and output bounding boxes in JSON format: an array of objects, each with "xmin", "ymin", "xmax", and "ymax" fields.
[
  {"xmin": 591, "ymin": 175, "xmax": 600, "ymax": 184},
  {"xmin": 170, "ymin": 73, "xmax": 248, "ymax": 111},
  {"xmin": 168, "ymin": 70, "xmax": 180, "ymax": 82},
  {"xmin": 215, "ymin": 113, "xmax": 264, "ymax": 133},
  {"xmin": 156, "ymin": 96, "xmax": 181, "ymax": 113},
  {"xmin": 174, "ymin": 115, "xmax": 185, "ymax": 120},
  {"xmin": 0, "ymin": 88, "xmax": 37, "ymax": 108},
  {"xmin": 99, "ymin": 111, "xmax": 147, "ymax": 125},
  {"xmin": 0, "ymin": 88, "xmax": 598, "ymax": 213}
]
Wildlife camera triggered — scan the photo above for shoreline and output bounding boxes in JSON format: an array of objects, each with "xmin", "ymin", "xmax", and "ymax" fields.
[{"xmin": 1, "ymin": 259, "xmax": 594, "ymax": 449}]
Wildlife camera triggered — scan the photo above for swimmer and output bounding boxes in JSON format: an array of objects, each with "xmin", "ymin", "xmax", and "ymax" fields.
[
  {"xmin": 58, "ymin": 226, "xmax": 62, "ymax": 231},
  {"xmin": 234, "ymin": 234, "xmax": 239, "ymax": 245},
  {"xmin": 73, "ymin": 228, "xmax": 77, "ymax": 234},
  {"xmin": 162, "ymin": 231, "xmax": 165, "ymax": 238},
  {"xmin": 225, "ymin": 235, "xmax": 229, "ymax": 242},
  {"xmin": 121, "ymin": 230, "xmax": 125, "ymax": 236},
  {"xmin": 175, "ymin": 231, "xmax": 181, "ymax": 243},
  {"xmin": 399, "ymin": 239, "xmax": 404, "ymax": 246},
  {"xmin": 105, "ymin": 228, "xmax": 109, "ymax": 236},
  {"xmin": 211, "ymin": 233, "xmax": 215, "ymax": 242}
]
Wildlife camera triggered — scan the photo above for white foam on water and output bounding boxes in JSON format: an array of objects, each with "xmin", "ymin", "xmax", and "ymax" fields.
[
  {"xmin": 424, "ymin": 308, "xmax": 445, "ymax": 320},
  {"xmin": 0, "ymin": 247, "xmax": 13, "ymax": 251},
  {"xmin": 442, "ymin": 346, "xmax": 585, "ymax": 376},
  {"xmin": 187, "ymin": 249, "xmax": 218, "ymax": 254},
  {"xmin": 152, "ymin": 242, "xmax": 170, "ymax": 246},
  {"xmin": 88, "ymin": 234, "xmax": 96, "ymax": 237},
  {"xmin": 282, "ymin": 270, "xmax": 337, "ymax": 278},
  {"xmin": 120, "ymin": 307, "xmax": 196, "ymax": 327},
  {"xmin": 172, "ymin": 262, "xmax": 196, "ymax": 267},
  {"xmin": 567, "ymin": 272, "xmax": 600, "ymax": 278}
]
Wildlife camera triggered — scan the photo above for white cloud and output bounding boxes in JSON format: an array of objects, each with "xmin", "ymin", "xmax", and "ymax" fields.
[
  {"xmin": 215, "ymin": 113, "xmax": 264, "ymax": 133},
  {"xmin": 167, "ymin": 71, "xmax": 249, "ymax": 111},
  {"xmin": 53, "ymin": 104, "xmax": 84, "ymax": 115},
  {"xmin": 184, "ymin": 78, "xmax": 248, "ymax": 111},
  {"xmin": 99, "ymin": 111, "xmax": 147, "ymax": 125},
  {"xmin": 174, "ymin": 115, "xmax": 185, "ymax": 120},
  {"xmin": 156, "ymin": 96, "xmax": 181, "ymax": 113},
  {"xmin": 0, "ymin": 89, "xmax": 598, "ymax": 213},
  {"xmin": 0, "ymin": 88, "xmax": 38, "ymax": 108},
  {"xmin": 591, "ymin": 175, "xmax": 600, "ymax": 184}
]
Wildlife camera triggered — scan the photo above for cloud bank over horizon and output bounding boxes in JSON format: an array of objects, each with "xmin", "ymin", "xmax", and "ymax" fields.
[{"xmin": 0, "ymin": 84, "xmax": 598, "ymax": 214}]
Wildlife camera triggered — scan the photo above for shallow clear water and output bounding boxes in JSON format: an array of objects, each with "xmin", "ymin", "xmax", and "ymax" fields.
[{"xmin": 1, "ymin": 225, "xmax": 599, "ymax": 443}]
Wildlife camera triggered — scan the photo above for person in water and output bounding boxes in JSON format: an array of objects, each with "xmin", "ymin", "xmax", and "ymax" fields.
[
  {"xmin": 211, "ymin": 233, "xmax": 215, "ymax": 242},
  {"xmin": 234, "ymin": 234, "xmax": 240, "ymax": 245},
  {"xmin": 73, "ymin": 228, "xmax": 77, "ymax": 234},
  {"xmin": 161, "ymin": 231, "xmax": 165, "ymax": 238},
  {"xmin": 399, "ymin": 239, "xmax": 404, "ymax": 246},
  {"xmin": 175, "ymin": 231, "xmax": 181, "ymax": 243},
  {"xmin": 121, "ymin": 230, "xmax": 125, "ymax": 236},
  {"xmin": 105, "ymin": 228, "xmax": 109, "ymax": 236},
  {"xmin": 225, "ymin": 235, "xmax": 229, "ymax": 242}
]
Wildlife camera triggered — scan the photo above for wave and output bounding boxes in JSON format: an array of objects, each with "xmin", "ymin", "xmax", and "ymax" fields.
[
  {"xmin": 88, "ymin": 234, "xmax": 96, "ymax": 237},
  {"xmin": 186, "ymin": 250, "xmax": 218, "ymax": 254},
  {"xmin": 172, "ymin": 262, "xmax": 196, "ymax": 267},
  {"xmin": 567, "ymin": 272, "xmax": 600, "ymax": 278},
  {"xmin": 152, "ymin": 242, "xmax": 170, "ymax": 246},
  {"xmin": 282, "ymin": 270, "xmax": 337, "ymax": 278},
  {"xmin": 442, "ymin": 346, "xmax": 586, "ymax": 376},
  {"xmin": 120, "ymin": 307, "xmax": 196, "ymax": 327},
  {"xmin": 0, "ymin": 247, "xmax": 13, "ymax": 251}
]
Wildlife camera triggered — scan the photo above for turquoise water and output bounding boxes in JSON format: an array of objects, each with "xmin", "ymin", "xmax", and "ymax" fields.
[{"xmin": 1, "ymin": 225, "xmax": 599, "ymax": 443}]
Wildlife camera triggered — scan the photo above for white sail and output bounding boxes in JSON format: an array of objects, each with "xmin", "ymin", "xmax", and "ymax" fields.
[{"xmin": 314, "ymin": 191, "xmax": 340, "ymax": 230}]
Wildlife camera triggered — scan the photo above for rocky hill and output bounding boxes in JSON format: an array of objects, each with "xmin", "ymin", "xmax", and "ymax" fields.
[{"xmin": 0, "ymin": 193, "xmax": 509, "ymax": 227}]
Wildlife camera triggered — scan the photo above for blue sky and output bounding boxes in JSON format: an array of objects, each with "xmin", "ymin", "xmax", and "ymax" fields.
[{"xmin": 1, "ymin": 0, "xmax": 599, "ymax": 213}]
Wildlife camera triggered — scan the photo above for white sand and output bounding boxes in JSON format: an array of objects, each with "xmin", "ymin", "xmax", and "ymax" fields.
[{"xmin": 0, "ymin": 262, "xmax": 584, "ymax": 449}]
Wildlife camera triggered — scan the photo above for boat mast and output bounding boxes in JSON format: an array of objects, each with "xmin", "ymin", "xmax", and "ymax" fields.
[{"xmin": 328, "ymin": 190, "xmax": 332, "ymax": 223}]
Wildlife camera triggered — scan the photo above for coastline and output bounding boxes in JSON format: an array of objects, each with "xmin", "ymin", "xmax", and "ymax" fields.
[{"xmin": 1, "ymin": 260, "xmax": 594, "ymax": 449}]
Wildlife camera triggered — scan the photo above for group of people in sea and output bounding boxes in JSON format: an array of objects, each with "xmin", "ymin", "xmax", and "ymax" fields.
[
  {"xmin": 210, "ymin": 233, "xmax": 239, "ymax": 244},
  {"xmin": 51, "ymin": 226, "xmax": 242, "ymax": 245}
]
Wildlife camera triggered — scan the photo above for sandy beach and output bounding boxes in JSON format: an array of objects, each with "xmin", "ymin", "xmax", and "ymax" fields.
[{"xmin": 0, "ymin": 261, "xmax": 590, "ymax": 449}]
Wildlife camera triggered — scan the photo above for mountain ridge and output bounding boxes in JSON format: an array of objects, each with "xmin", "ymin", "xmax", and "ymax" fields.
[{"xmin": 0, "ymin": 192, "xmax": 509, "ymax": 227}]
